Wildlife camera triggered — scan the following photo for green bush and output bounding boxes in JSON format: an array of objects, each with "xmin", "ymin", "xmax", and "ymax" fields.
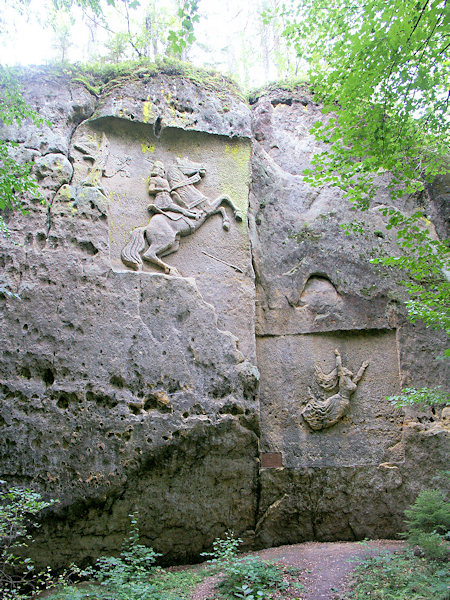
[
  {"xmin": 77, "ymin": 512, "xmax": 162, "ymax": 599},
  {"xmin": 201, "ymin": 530, "xmax": 243, "ymax": 570},
  {"xmin": 0, "ymin": 481, "xmax": 57, "ymax": 599},
  {"xmin": 389, "ymin": 387, "xmax": 450, "ymax": 409},
  {"xmin": 344, "ymin": 550, "xmax": 450, "ymax": 600},
  {"xmin": 218, "ymin": 556, "xmax": 288, "ymax": 599},
  {"xmin": 47, "ymin": 513, "xmax": 207, "ymax": 600},
  {"xmin": 404, "ymin": 487, "xmax": 450, "ymax": 561}
]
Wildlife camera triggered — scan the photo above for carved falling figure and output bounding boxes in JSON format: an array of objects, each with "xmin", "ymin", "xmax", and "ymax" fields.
[
  {"xmin": 121, "ymin": 157, "xmax": 243, "ymax": 275},
  {"xmin": 302, "ymin": 349, "xmax": 369, "ymax": 431}
]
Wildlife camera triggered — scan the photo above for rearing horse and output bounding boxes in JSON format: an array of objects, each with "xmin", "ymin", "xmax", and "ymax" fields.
[{"xmin": 121, "ymin": 157, "xmax": 243, "ymax": 275}]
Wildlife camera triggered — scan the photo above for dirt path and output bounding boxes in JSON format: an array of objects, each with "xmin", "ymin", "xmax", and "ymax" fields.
[
  {"xmin": 190, "ymin": 539, "xmax": 404, "ymax": 600},
  {"xmin": 255, "ymin": 540, "xmax": 404, "ymax": 600}
]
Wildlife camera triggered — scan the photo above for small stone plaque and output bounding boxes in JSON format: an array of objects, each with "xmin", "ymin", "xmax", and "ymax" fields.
[{"xmin": 261, "ymin": 452, "xmax": 283, "ymax": 468}]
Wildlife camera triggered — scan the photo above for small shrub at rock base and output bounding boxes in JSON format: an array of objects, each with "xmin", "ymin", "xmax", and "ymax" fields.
[
  {"xmin": 218, "ymin": 556, "xmax": 288, "ymax": 599},
  {"xmin": 71, "ymin": 512, "xmax": 163, "ymax": 599},
  {"xmin": 201, "ymin": 530, "xmax": 243, "ymax": 570},
  {"xmin": 403, "ymin": 487, "xmax": 450, "ymax": 561},
  {"xmin": 343, "ymin": 550, "xmax": 450, "ymax": 600},
  {"xmin": 232, "ymin": 583, "xmax": 265, "ymax": 599},
  {"xmin": 83, "ymin": 512, "xmax": 162, "ymax": 585},
  {"xmin": 0, "ymin": 482, "xmax": 58, "ymax": 599},
  {"xmin": 47, "ymin": 514, "xmax": 207, "ymax": 600}
]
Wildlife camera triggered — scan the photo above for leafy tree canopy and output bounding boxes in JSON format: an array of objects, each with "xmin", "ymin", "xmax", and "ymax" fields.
[
  {"xmin": 274, "ymin": 0, "xmax": 449, "ymax": 346},
  {"xmin": 277, "ymin": 0, "xmax": 448, "ymax": 205}
]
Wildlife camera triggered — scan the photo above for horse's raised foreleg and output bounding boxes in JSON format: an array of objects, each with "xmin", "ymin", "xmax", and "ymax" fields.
[
  {"xmin": 213, "ymin": 195, "xmax": 243, "ymax": 222},
  {"xmin": 209, "ymin": 206, "xmax": 230, "ymax": 230}
]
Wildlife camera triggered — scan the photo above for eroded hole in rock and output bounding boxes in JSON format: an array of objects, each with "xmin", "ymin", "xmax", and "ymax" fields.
[
  {"xmin": 35, "ymin": 232, "xmax": 47, "ymax": 249},
  {"xmin": 110, "ymin": 375, "xmax": 125, "ymax": 388},
  {"xmin": 271, "ymin": 98, "xmax": 292, "ymax": 107},
  {"xmin": 77, "ymin": 240, "xmax": 99, "ymax": 255},
  {"xmin": 153, "ymin": 116, "xmax": 162, "ymax": 138},
  {"xmin": 143, "ymin": 393, "xmax": 172, "ymax": 413},
  {"xmin": 19, "ymin": 366, "xmax": 31, "ymax": 379},
  {"xmin": 219, "ymin": 403, "xmax": 244, "ymax": 415},
  {"xmin": 296, "ymin": 274, "xmax": 342, "ymax": 310},
  {"xmin": 42, "ymin": 368, "xmax": 55, "ymax": 386},
  {"xmin": 85, "ymin": 391, "xmax": 118, "ymax": 409},
  {"xmin": 54, "ymin": 391, "xmax": 80, "ymax": 410}
]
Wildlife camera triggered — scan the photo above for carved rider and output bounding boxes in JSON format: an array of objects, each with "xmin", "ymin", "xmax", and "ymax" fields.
[{"xmin": 147, "ymin": 161, "xmax": 201, "ymax": 221}]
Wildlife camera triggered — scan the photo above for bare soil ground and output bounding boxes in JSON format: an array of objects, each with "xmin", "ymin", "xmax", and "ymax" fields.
[{"xmin": 190, "ymin": 539, "xmax": 404, "ymax": 600}]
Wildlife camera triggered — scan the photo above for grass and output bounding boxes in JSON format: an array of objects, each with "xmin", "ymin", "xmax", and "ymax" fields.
[
  {"xmin": 247, "ymin": 76, "xmax": 310, "ymax": 104},
  {"xmin": 342, "ymin": 549, "xmax": 450, "ymax": 600},
  {"xmin": 10, "ymin": 57, "xmax": 246, "ymax": 103},
  {"xmin": 45, "ymin": 566, "xmax": 208, "ymax": 600}
]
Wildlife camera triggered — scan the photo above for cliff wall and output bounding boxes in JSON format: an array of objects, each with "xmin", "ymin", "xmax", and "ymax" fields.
[{"xmin": 0, "ymin": 66, "xmax": 447, "ymax": 567}]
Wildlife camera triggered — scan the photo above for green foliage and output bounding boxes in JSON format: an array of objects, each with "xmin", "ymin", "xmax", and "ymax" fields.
[
  {"xmin": 218, "ymin": 556, "xmax": 288, "ymax": 599},
  {"xmin": 63, "ymin": 56, "xmax": 244, "ymax": 101},
  {"xmin": 0, "ymin": 68, "xmax": 44, "ymax": 127},
  {"xmin": 275, "ymin": 0, "xmax": 449, "ymax": 339},
  {"xmin": 344, "ymin": 550, "xmax": 450, "ymax": 600},
  {"xmin": 367, "ymin": 207, "xmax": 450, "ymax": 346},
  {"xmin": 167, "ymin": 0, "xmax": 200, "ymax": 57},
  {"xmin": 0, "ymin": 67, "xmax": 46, "ymax": 234},
  {"xmin": 403, "ymin": 487, "xmax": 450, "ymax": 561},
  {"xmin": 48, "ymin": 513, "xmax": 207, "ymax": 600},
  {"xmin": 104, "ymin": 32, "xmax": 130, "ymax": 64},
  {"xmin": 82, "ymin": 512, "xmax": 161, "ymax": 587},
  {"xmin": 280, "ymin": 0, "xmax": 449, "ymax": 206},
  {"xmin": 51, "ymin": 0, "xmax": 117, "ymax": 14},
  {"xmin": 389, "ymin": 387, "xmax": 450, "ymax": 409},
  {"xmin": 247, "ymin": 77, "xmax": 309, "ymax": 104},
  {"xmin": 201, "ymin": 533, "xmax": 289, "ymax": 599},
  {"xmin": 0, "ymin": 481, "xmax": 58, "ymax": 599},
  {"xmin": 201, "ymin": 530, "xmax": 243, "ymax": 568},
  {"xmin": 49, "ymin": 567, "xmax": 207, "ymax": 600}
]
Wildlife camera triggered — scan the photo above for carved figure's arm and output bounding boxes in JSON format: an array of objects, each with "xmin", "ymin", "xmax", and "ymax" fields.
[
  {"xmin": 353, "ymin": 361, "xmax": 369, "ymax": 385},
  {"xmin": 148, "ymin": 184, "xmax": 168, "ymax": 195},
  {"xmin": 147, "ymin": 203, "xmax": 164, "ymax": 214},
  {"xmin": 147, "ymin": 201, "xmax": 198, "ymax": 219},
  {"xmin": 148, "ymin": 175, "xmax": 170, "ymax": 196}
]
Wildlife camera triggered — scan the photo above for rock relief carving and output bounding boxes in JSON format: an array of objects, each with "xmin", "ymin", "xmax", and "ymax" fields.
[
  {"xmin": 121, "ymin": 157, "xmax": 243, "ymax": 275},
  {"xmin": 302, "ymin": 349, "xmax": 368, "ymax": 431},
  {"xmin": 73, "ymin": 132, "xmax": 110, "ymax": 189}
]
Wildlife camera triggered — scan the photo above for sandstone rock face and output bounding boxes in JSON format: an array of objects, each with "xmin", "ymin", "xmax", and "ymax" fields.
[
  {"xmin": 0, "ymin": 70, "xmax": 448, "ymax": 567},
  {"xmin": 249, "ymin": 86, "xmax": 448, "ymax": 545},
  {"xmin": 0, "ymin": 69, "xmax": 258, "ymax": 567}
]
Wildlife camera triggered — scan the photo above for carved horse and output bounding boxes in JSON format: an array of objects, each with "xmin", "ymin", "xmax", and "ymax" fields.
[{"xmin": 121, "ymin": 158, "xmax": 242, "ymax": 274}]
